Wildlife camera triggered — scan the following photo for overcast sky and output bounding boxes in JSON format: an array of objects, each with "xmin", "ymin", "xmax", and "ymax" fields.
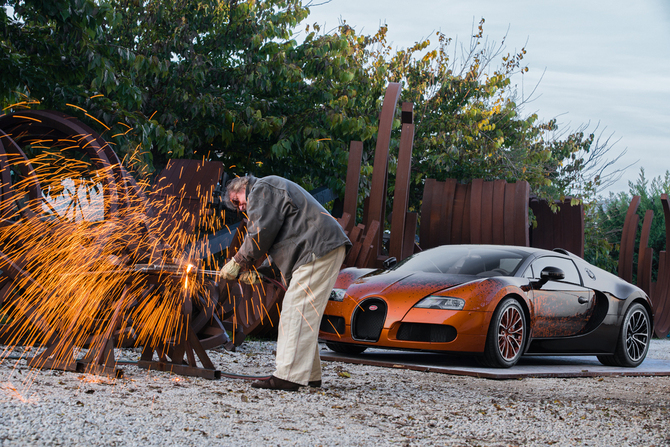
[{"xmin": 305, "ymin": 0, "xmax": 670, "ymax": 195}]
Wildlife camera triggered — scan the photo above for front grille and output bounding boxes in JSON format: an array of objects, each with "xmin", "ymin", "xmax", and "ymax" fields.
[
  {"xmin": 351, "ymin": 298, "xmax": 386, "ymax": 341},
  {"xmin": 396, "ymin": 323, "xmax": 457, "ymax": 343},
  {"xmin": 320, "ymin": 315, "xmax": 345, "ymax": 335}
]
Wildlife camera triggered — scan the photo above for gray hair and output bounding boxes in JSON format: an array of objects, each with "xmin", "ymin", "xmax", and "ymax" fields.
[{"xmin": 224, "ymin": 175, "xmax": 255, "ymax": 208}]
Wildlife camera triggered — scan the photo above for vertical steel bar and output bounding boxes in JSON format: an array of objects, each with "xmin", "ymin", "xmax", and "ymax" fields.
[
  {"xmin": 389, "ymin": 103, "xmax": 414, "ymax": 261},
  {"xmin": 343, "ymin": 141, "xmax": 363, "ymax": 234},
  {"xmin": 365, "ymin": 83, "xmax": 401, "ymax": 267}
]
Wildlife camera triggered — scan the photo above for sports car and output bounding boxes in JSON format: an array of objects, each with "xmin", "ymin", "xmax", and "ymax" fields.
[{"xmin": 319, "ymin": 245, "xmax": 653, "ymax": 368}]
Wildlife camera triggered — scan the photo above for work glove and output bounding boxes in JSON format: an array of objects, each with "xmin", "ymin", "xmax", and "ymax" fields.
[
  {"xmin": 239, "ymin": 271, "xmax": 261, "ymax": 285},
  {"xmin": 219, "ymin": 258, "xmax": 241, "ymax": 281}
]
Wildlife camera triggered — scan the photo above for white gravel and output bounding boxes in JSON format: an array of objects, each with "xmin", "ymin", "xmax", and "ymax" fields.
[{"xmin": 2, "ymin": 339, "xmax": 670, "ymax": 446}]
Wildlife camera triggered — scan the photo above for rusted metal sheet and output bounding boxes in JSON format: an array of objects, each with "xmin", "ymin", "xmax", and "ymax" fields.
[
  {"xmin": 469, "ymin": 179, "xmax": 483, "ymax": 244},
  {"xmin": 149, "ymin": 159, "xmax": 224, "ymax": 239},
  {"xmin": 402, "ymin": 212, "xmax": 419, "ymax": 259},
  {"xmin": 514, "ymin": 181, "xmax": 530, "ymax": 247},
  {"xmin": 357, "ymin": 220, "xmax": 381, "ymax": 268},
  {"xmin": 389, "ymin": 102, "xmax": 414, "ymax": 262},
  {"xmin": 529, "ymin": 198, "xmax": 585, "ymax": 257},
  {"xmin": 341, "ymin": 141, "xmax": 363, "ymax": 234},
  {"xmin": 343, "ymin": 224, "xmax": 363, "ymax": 267},
  {"xmin": 652, "ymin": 195, "xmax": 670, "ymax": 338},
  {"xmin": 637, "ymin": 210, "xmax": 654, "ymax": 295},
  {"xmin": 503, "ymin": 182, "xmax": 516, "ymax": 245},
  {"xmin": 451, "ymin": 182, "xmax": 467, "ymax": 244},
  {"xmin": 492, "ymin": 180, "xmax": 506, "ymax": 244},
  {"xmin": 435, "ymin": 179, "xmax": 455, "ymax": 245},
  {"xmin": 365, "ymin": 82, "xmax": 401, "ymax": 267},
  {"xmin": 0, "ymin": 110, "xmax": 126, "ymax": 217},
  {"xmin": 481, "ymin": 180, "xmax": 494, "ymax": 244},
  {"xmin": 618, "ymin": 196, "xmax": 641, "ymax": 283},
  {"xmin": 654, "ymin": 251, "xmax": 670, "ymax": 338},
  {"xmin": 419, "ymin": 179, "xmax": 436, "ymax": 249},
  {"xmin": 418, "ymin": 179, "xmax": 531, "ymax": 250}
]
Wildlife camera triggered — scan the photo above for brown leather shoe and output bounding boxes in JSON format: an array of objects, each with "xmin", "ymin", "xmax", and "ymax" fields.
[
  {"xmin": 251, "ymin": 375, "xmax": 301, "ymax": 391},
  {"xmin": 308, "ymin": 380, "xmax": 322, "ymax": 388}
]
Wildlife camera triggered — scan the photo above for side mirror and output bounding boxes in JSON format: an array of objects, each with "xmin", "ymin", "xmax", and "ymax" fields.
[
  {"xmin": 382, "ymin": 257, "xmax": 397, "ymax": 269},
  {"xmin": 532, "ymin": 266, "xmax": 565, "ymax": 288}
]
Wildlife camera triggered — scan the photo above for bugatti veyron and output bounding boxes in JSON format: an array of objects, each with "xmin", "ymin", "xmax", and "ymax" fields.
[{"xmin": 319, "ymin": 245, "xmax": 653, "ymax": 368}]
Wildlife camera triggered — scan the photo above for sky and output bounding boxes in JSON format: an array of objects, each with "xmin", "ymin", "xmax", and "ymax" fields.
[{"xmin": 305, "ymin": 0, "xmax": 670, "ymax": 195}]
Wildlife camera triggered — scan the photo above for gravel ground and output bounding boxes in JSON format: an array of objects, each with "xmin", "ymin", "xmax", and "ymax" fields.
[{"xmin": 1, "ymin": 339, "xmax": 670, "ymax": 446}]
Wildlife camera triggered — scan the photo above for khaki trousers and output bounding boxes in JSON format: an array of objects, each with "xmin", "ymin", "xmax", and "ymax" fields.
[{"xmin": 274, "ymin": 245, "xmax": 347, "ymax": 385}]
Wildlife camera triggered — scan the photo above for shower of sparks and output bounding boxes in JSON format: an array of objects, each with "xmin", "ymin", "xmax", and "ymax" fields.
[
  {"xmin": 0, "ymin": 114, "xmax": 233, "ymax": 375},
  {"xmin": 0, "ymin": 109, "xmax": 300, "ymax": 382}
]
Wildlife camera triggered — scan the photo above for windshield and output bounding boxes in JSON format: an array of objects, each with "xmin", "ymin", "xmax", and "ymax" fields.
[{"xmin": 390, "ymin": 246, "xmax": 530, "ymax": 277}]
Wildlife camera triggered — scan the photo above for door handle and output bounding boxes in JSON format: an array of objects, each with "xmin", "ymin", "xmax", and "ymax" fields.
[{"xmin": 578, "ymin": 296, "xmax": 589, "ymax": 304}]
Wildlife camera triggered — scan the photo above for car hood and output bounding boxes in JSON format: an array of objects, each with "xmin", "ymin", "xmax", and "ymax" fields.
[{"xmin": 347, "ymin": 270, "xmax": 480, "ymax": 301}]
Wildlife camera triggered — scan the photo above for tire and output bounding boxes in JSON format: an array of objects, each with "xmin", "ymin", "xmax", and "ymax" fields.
[
  {"xmin": 598, "ymin": 302, "xmax": 650, "ymax": 367},
  {"xmin": 480, "ymin": 298, "xmax": 526, "ymax": 368},
  {"xmin": 326, "ymin": 341, "xmax": 368, "ymax": 355}
]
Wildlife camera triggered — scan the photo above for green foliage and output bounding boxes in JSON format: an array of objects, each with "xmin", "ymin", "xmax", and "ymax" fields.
[
  {"xmin": 1, "ymin": 2, "xmax": 616, "ymax": 218},
  {"xmin": 588, "ymin": 168, "xmax": 670, "ymax": 278}
]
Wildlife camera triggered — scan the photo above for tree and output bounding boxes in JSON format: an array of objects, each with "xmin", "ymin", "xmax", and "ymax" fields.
[{"xmin": 1, "ymin": 1, "xmax": 622, "ymax": 220}]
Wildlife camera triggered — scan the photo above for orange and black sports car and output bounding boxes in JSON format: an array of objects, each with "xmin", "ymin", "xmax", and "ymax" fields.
[{"xmin": 319, "ymin": 245, "xmax": 653, "ymax": 368}]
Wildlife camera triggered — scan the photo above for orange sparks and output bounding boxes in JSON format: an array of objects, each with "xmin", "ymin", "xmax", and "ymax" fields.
[
  {"xmin": 84, "ymin": 113, "xmax": 110, "ymax": 131},
  {"xmin": 66, "ymin": 103, "xmax": 88, "ymax": 113},
  {"xmin": 12, "ymin": 115, "xmax": 42, "ymax": 123}
]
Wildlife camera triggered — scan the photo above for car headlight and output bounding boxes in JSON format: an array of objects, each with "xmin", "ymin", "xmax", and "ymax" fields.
[
  {"xmin": 414, "ymin": 296, "xmax": 465, "ymax": 310},
  {"xmin": 329, "ymin": 288, "xmax": 346, "ymax": 302}
]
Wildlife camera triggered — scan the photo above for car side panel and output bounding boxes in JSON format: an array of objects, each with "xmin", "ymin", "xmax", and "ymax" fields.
[
  {"xmin": 530, "ymin": 284, "xmax": 596, "ymax": 337},
  {"xmin": 525, "ymin": 294, "xmax": 624, "ymax": 354}
]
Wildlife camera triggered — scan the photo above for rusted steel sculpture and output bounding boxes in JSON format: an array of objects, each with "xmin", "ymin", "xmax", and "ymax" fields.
[
  {"xmin": 614, "ymin": 194, "xmax": 670, "ymax": 338},
  {"xmin": 654, "ymin": 195, "xmax": 670, "ymax": 338},
  {"xmin": 529, "ymin": 197, "xmax": 585, "ymax": 258},
  {"xmin": 0, "ymin": 110, "xmax": 283, "ymax": 378},
  {"xmin": 419, "ymin": 179, "xmax": 531, "ymax": 250},
  {"xmin": 618, "ymin": 196, "xmax": 642, "ymax": 283},
  {"xmin": 339, "ymin": 141, "xmax": 363, "ymax": 235},
  {"xmin": 150, "ymin": 158, "xmax": 224, "ymax": 240},
  {"xmin": 388, "ymin": 102, "xmax": 418, "ymax": 262},
  {"xmin": 338, "ymin": 86, "xmax": 419, "ymax": 268},
  {"xmin": 363, "ymin": 82, "xmax": 401, "ymax": 268}
]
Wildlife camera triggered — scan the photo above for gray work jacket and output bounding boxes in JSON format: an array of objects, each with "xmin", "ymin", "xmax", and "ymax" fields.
[{"xmin": 233, "ymin": 176, "xmax": 351, "ymax": 281}]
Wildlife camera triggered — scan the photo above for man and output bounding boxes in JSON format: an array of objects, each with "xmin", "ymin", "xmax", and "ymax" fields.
[{"xmin": 219, "ymin": 175, "xmax": 350, "ymax": 391}]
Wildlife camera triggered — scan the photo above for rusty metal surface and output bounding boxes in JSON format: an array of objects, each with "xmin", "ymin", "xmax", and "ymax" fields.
[
  {"xmin": 469, "ymin": 179, "xmax": 483, "ymax": 244},
  {"xmin": 149, "ymin": 159, "xmax": 224, "ymax": 239},
  {"xmin": 321, "ymin": 349, "xmax": 670, "ymax": 379},
  {"xmin": 529, "ymin": 198, "xmax": 585, "ymax": 257},
  {"xmin": 402, "ymin": 212, "xmax": 419, "ymax": 259},
  {"xmin": 611, "ymin": 194, "xmax": 670, "ymax": 338},
  {"xmin": 618, "ymin": 195, "xmax": 641, "ymax": 282},
  {"xmin": 341, "ymin": 141, "xmax": 363, "ymax": 234},
  {"xmin": 364, "ymin": 82, "xmax": 401, "ymax": 267},
  {"xmin": 652, "ymin": 194, "xmax": 670, "ymax": 337},
  {"xmin": 419, "ymin": 179, "xmax": 530, "ymax": 250},
  {"xmin": 637, "ymin": 210, "xmax": 654, "ymax": 295},
  {"xmin": 388, "ymin": 102, "xmax": 414, "ymax": 262}
]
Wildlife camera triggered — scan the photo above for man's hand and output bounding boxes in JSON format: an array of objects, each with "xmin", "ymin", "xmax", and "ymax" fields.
[
  {"xmin": 239, "ymin": 271, "xmax": 261, "ymax": 285},
  {"xmin": 219, "ymin": 259, "xmax": 241, "ymax": 281}
]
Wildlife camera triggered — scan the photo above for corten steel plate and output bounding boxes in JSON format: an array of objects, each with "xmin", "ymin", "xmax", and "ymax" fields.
[{"xmin": 320, "ymin": 349, "xmax": 670, "ymax": 380}]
